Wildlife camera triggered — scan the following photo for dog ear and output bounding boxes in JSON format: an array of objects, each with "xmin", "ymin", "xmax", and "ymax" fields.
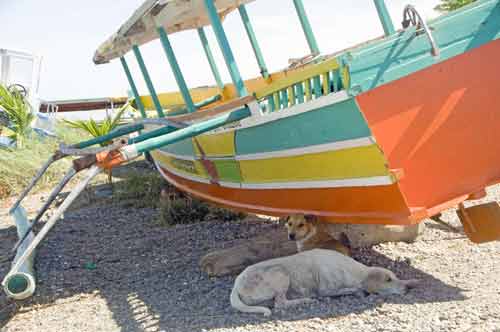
[
  {"xmin": 304, "ymin": 215, "xmax": 318, "ymax": 223},
  {"xmin": 279, "ymin": 216, "xmax": 290, "ymax": 225}
]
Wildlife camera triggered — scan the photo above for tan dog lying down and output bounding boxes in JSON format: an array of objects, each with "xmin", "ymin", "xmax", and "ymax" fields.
[
  {"xmin": 284, "ymin": 214, "xmax": 351, "ymax": 255},
  {"xmin": 230, "ymin": 249, "xmax": 418, "ymax": 316}
]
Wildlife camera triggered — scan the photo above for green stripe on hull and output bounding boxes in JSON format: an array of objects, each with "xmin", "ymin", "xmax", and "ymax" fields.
[
  {"xmin": 158, "ymin": 137, "xmax": 194, "ymax": 156},
  {"xmin": 214, "ymin": 160, "xmax": 242, "ymax": 182},
  {"xmin": 235, "ymin": 98, "xmax": 372, "ymax": 155},
  {"xmin": 349, "ymin": 0, "xmax": 500, "ymax": 92}
]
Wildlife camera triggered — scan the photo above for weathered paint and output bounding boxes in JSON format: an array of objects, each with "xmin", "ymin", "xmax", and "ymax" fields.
[{"xmin": 152, "ymin": 151, "xmax": 208, "ymax": 179}]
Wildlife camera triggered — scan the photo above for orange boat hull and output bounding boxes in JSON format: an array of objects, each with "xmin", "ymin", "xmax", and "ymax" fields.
[{"xmin": 357, "ymin": 39, "xmax": 500, "ymax": 217}]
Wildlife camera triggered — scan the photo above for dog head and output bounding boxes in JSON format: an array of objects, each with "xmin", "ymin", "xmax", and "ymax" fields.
[
  {"xmin": 283, "ymin": 214, "xmax": 318, "ymax": 241},
  {"xmin": 362, "ymin": 267, "xmax": 419, "ymax": 295}
]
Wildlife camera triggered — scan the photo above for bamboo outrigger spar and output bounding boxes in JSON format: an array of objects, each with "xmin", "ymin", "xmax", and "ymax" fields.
[{"xmin": 3, "ymin": 0, "xmax": 500, "ymax": 299}]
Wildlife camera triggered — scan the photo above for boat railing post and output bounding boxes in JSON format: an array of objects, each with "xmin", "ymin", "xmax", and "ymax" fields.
[
  {"xmin": 120, "ymin": 56, "xmax": 147, "ymax": 118},
  {"xmin": 292, "ymin": 0, "xmax": 320, "ymax": 55},
  {"xmin": 373, "ymin": 0, "xmax": 396, "ymax": 36},
  {"xmin": 132, "ymin": 45, "xmax": 165, "ymax": 118},
  {"xmin": 157, "ymin": 26, "xmax": 196, "ymax": 113},
  {"xmin": 197, "ymin": 28, "xmax": 225, "ymax": 91},
  {"xmin": 203, "ymin": 0, "xmax": 248, "ymax": 97},
  {"xmin": 238, "ymin": 5, "xmax": 269, "ymax": 79}
]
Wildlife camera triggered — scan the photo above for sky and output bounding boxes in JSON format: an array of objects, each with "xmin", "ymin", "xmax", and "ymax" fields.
[{"xmin": 0, "ymin": 0, "xmax": 441, "ymax": 101}]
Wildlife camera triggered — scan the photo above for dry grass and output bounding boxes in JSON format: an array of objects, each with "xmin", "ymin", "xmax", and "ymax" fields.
[
  {"xmin": 0, "ymin": 125, "xmax": 89, "ymax": 199},
  {"xmin": 112, "ymin": 167, "xmax": 246, "ymax": 226}
]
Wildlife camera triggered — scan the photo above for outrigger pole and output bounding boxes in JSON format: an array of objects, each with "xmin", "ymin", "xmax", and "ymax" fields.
[
  {"xmin": 238, "ymin": 5, "xmax": 269, "ymax": 79},
  {"xmin": 120, "ymin": 56, "xmax": 147, "ymax": 118},
  {"xmin": 373, "ymin": 0, "xmax": 396, "ymax": 36},
  {"xmin": 132, "ymin": 45, "xmax": 165, "ymax": 118},
  {"xmin": 203, "ymin": 0, "xmax": 248, "ymax": 97},
  {"xmin": 157, "ymin": 27, "xmax": 197, "ymax": 113},
  {"xmin": 292, "ymin": 0, "xmax": 320, "ymax": 55},
  {"xmin": 197, "ymin": 28, "xmax": 225, "ymax": 91}
]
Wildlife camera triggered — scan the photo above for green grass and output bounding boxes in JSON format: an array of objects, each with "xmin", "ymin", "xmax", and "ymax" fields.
[{"xmin": 0, "ymin": 124, "xmax": 90, "ymax": 198}]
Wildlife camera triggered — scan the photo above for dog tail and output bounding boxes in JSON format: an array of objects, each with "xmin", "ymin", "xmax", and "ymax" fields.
[{"xmin": 230, "ymin": 278, "xmax": 272, "ymax": 316}]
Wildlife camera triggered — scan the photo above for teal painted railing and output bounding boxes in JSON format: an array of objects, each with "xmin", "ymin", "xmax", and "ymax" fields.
[
  {"xmin": 238, "ymin": 5, "xmax": 269, "ymax": 78},
  {"xmin": 204, "ymin": 0, "xmax": 249, "ymax": 97},
  {"xmin": 197, "ymin": 27, "xmax": 225, "ymax": 90},
  {"xmin": 119, "ymin": 56, "xmax": 147, "ymax": 118},
  {"xmin": 292, "ymin": 0, "xmax": 320, "ymax": 55},
  {"xmin": 158, "ymin": 26, "xmax": 196, "ymax": 113},
  {"xmin": 256, "ymin": 58, "xmax": 348, "ymax": 113},
  {"xmin": 373, "ymin": 0, "xmax": 396, "ymax": 36},
  {"xmin": 132, "ymin": 45, "xmax": 165, "ymax": 118}
]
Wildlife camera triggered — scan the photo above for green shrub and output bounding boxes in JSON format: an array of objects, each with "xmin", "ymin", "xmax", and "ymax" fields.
[
  {"xmin": 435, "ymin": 0, "xmax": 477, "ymax": 12},
  {"xmin": 0, "ymin": 84, "xmax": 34, "ymax": 147}
]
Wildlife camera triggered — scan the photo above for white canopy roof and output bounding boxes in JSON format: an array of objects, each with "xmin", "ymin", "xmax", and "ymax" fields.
[{"xmin": 94, "ymin": 0, "xmax": 255, "ymax": 64}]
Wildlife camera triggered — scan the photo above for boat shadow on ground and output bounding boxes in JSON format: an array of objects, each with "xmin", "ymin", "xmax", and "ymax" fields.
[{"xmin": 0, "ymin": 200, "xmax": 468, "ymax": 331}]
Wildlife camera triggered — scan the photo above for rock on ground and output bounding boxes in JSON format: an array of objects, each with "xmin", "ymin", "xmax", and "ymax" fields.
[{"xmin": 1, "ymin": 186, "xmax": 500, "ymax": 332}]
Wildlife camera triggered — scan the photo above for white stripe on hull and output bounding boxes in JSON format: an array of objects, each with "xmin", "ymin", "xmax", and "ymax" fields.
[
  {"xmin": 155, "ymin": 160, "xmax": 394, "ymax": 190},
  {"xmin": 157, "ymin": 135, "xmax": 376, "ymax": 162}
]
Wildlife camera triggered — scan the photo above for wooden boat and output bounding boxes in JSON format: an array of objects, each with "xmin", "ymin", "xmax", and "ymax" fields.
[
  {"xmin": 93, "ymin": 0, "xmax": 500, "ymax": 226},
  {"xmin": 4, "ymin": 0, "xmax": 500, "ymax": 300}
]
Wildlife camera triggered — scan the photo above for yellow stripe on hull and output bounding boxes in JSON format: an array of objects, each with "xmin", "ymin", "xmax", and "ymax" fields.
[
  {"xmin": 151, "ymin": 151, "xmax": 208, "ymax": 179},
  {"xmin": 193, "ymin": 131, "xmax": 235, "ymax": 157},
  {"xmin": 239, "ymin": 145, "xmax": 389, "ymax": 183}
]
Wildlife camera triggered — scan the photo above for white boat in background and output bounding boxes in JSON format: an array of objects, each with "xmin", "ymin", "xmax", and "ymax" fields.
[{"xmin": 0, "ymin": 48, "xmax": 58, "ymax": 138}]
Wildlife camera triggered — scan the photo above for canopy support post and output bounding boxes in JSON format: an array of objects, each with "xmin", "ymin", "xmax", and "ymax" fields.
[
  {"xmin": 120, "ymin": 56, "xmax": 147, "ymax": 118},
  {"xmin": 292, "ymin": 0, "xmax": 320, "ymax": 55},
  {"xmin": 238, "ymin": 5, "xmax": 269, "ymax": 79},
  {"xmin": 158, "ymin": 27, "xmax": 196, "ymax": 113},
  {"xmin": 197, "ymin": 28, "xmax": 225, "ymax": 91},
  {"xmin": 203, "ymin": 0, "xmax": 248, "ymax": 97},
  {"xmin": 132, "ymin": 45, "xmax": 165, "ymax": 118},
  {"xmin": 374, "ymin": 0, "xmax": 396, "ymax": 36}
]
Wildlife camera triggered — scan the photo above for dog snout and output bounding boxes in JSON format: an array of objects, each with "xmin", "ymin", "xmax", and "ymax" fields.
[{"xmin": 289, "ymin": 233, "xmax": 296, "ymax": 240}]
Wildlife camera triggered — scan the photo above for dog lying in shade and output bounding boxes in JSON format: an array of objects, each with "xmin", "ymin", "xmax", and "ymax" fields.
[
  {"xmin": 230, "ymin": 249, "xmax": 419, "ymax": 316},
  {"xmin": 284, "ymin": 214, "xmax": 351, "ymax": 256}
]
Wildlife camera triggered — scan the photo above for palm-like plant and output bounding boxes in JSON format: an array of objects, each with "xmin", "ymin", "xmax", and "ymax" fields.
[
  {"xmin": 63, "ymin": 103, "xmax": 130, "ymax": 186},
  {"xmin": 63, "ymin": 104, "xmax": 129, "ymax": 146},
  {"xmin": 0, "ymin": 84, "xmax": 34, "ymax": 148},
  {"xmin": 435, "ymin": 0, "xmax": 477, "ymax": 12}
]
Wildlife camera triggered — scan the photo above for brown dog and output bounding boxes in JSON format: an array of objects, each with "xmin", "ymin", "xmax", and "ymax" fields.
[{"xmin": 284, "ymin": 214, "xmax": 351, "ymax": 256}]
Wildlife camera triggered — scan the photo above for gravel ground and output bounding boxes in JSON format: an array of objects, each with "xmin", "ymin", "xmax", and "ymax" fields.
[{"xmin": 1, "ymin": 185, "xmax": 500, "ymax": 332}]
